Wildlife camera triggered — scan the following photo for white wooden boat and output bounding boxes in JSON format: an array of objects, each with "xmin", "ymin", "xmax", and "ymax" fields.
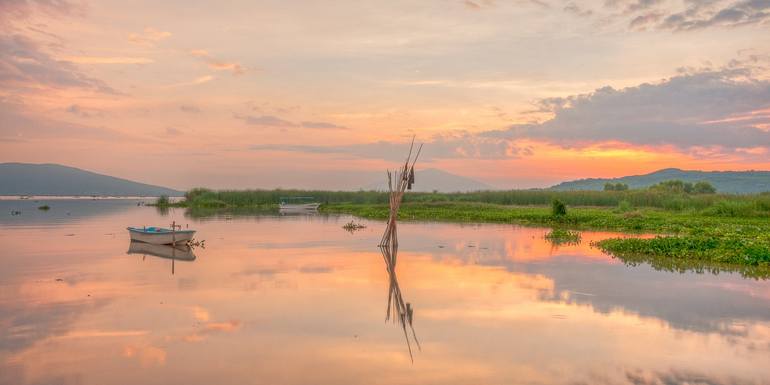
[
  {"xmin": 279, "ymin": 202, "xmax": 321, "ymax": 211},
  {"xmin": 279, "ymin": 197, "xmax": 320, "ymax": 212},
  {"xmin": 126, "ymin": 226, "xmax": 195, "ymax": 245}
]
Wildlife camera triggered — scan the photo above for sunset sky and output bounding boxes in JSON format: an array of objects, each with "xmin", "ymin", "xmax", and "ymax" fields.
[{"xmin": 1, "ymin": 0, "xmax": 769, "ymax": 190}]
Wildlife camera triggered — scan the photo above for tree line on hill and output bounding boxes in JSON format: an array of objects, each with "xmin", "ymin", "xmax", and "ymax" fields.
[{"xmin": 604, "ymin": 179, "xmax": 716, "ymax": 194}]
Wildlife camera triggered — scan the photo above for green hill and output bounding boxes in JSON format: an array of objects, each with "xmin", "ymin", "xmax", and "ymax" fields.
[
  {"xmin": 550, "ymin": 168, "xmax": 770, "ymax": 194},
  {"xmin": 0, "ymin": 163, "xmax": 182, "ymax": 196}
]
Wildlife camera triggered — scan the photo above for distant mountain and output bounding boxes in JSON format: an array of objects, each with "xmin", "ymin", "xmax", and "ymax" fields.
[
  {"xmin": 364, "ymin": 168, "xmax": 494, "ymax": 192},
  {"xmin": 0, "ymin": 163, "xmax": 183, "ymax": 196},
  {"xmin": 550, "ymin": 168, "xmax": 770, "ymax": 194}
]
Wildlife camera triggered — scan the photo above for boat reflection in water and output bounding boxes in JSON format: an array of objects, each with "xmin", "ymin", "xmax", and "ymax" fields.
[
  {"xmin": 126, "ymin": 241, "xmax": 196, "ymax": 275},
  {"xmin": 380, "ymin": 243, "xmax": 420, "ymax": 362}
]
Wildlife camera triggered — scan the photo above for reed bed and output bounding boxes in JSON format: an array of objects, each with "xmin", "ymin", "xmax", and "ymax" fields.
[{"xmin": 180, "ymin": 187, "xmax": 770, "ymax": 215}]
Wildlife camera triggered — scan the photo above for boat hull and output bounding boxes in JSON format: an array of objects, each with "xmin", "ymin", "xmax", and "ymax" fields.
[
  {"xmin": 279, "ymin": 203, "xmax": 320, "ymax": 212},
  {"xmin": 127, "ymin": 227, "xmax": 195, "ymax": 245}
]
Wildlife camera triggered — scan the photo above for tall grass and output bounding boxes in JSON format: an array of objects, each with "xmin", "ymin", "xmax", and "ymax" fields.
[{"xmin": 182, "ymin": 187, "xmax": 770, "ymax": 215}]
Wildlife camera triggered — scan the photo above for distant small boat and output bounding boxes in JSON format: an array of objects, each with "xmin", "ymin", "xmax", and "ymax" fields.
[
  {"xmin": 279, "ymin": 197, "xmax": 320, "ymax": 212},
  {"xmin": 127, "ymin": 226, "xmax": 195, "ymax": 245}
]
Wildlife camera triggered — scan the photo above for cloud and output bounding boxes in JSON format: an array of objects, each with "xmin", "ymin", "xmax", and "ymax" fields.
[
  {"xmin": 165, "ymin": 127, "xmax": 182, "ymax": 136},
  {"xmin": 62, "ymin": 56, "xmax": 154, "ymax": 64},
  {"xmin": 190, "ymin": 49, "xmax": 246, "ymax": 75},
  {"xmin": 251, "ymin": 132, "xmax": 532, "ymax": 161},
  {"xmin": 165, "ymin": 75, "xmax": 214, "ymax": 88},
  {"xmin": 0, "ymin": 34, "xmax": 117, "ymax": 94},
  {"xmin": 122, "ymin": 344, "xmax": 167, "ymax": 367},
  {"xmin": 664, "ymin": 0, "xmax": 770, "ymax": 30},
  {"xmin": 233, "ymin": 115, "xmax": 347, "ymax": 130},
  {"xmin": 128, "ymin": 27, "xmax": 171, "ymax": 46},
  {"xmin": 300, "ymin": 121, "xmax": 348, "ymax": 130},
  {"xmin": 600, "ymin": 0, "xmax": 770, "ymax": 31},
  {"xmin": 624, "ymin": 368, "xmax": 756, "ymax": 385},
  {"xmin": 1, "ymin": 98, "xmax": 125, "ymax": 141},
  {"xmin": 629, "ymin": 11, "xmax": 665, "ymax": 29},
  {"xmin": 234, "ymin": 114, "xmax": 296, "ymax": 127},
  {"xmin": 65, "ymin": 104, "xmax": 102, "ymax": 118},
  {"xmin": 463, "ymin": 0, "xmax": 482, "ymax": 10},
  {"xmin": 488, "ymin": 66, "xmax": 770, "ymax": 150},
  {"xmin": 0, "ymin": 0, "xmax": 85, "ymax": 27},
  {"xmin": 249, "ymin": 61, "xmax": 769, "ymax": 163},
  {"xmin": 179, "ymin": 105, "xmax": 201, "ymax": 113},
  {"xmin": 624, "ymin": 0, "xmax": 663, "ymax": 13},
  {"xmin": 564, "ymin": 2, "xmax": 593, "ymax": 16},
  {"xmin": 462, "ymin": 0, "xmax": 498, "ymax": 10}
]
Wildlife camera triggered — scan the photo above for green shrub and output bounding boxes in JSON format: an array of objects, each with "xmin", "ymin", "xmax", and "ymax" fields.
[
  {"xmin": 155, "ymin": 195, "xmax": 170, "ymax": 206},
  {"xmin": 551, "ymin": 199, "xmax": 567, "ymax": 217},
  {"xmin": 693, "ymin": 181, "xmax": 717, "ymax": 194}
]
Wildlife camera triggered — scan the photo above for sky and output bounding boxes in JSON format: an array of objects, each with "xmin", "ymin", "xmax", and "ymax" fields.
[{"xmin": 1, "ymin": 0, "xmax": 769, "ymax": 190}]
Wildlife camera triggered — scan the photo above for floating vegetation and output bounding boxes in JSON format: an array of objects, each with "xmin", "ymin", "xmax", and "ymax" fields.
[
  {"xmin": 342, "ymin": 221, "xmax": 366, "ymax": 233},
  {"xmin": 38, "ymin": 205, "xmax": 50, "ymax": 211},
  {"xmin": 596, "ymin": 235, "xmax": 770, "ymax": 269},
  {"xmin": 602, "ymin": 249, "xmax": 770, "ymax": 280},
  {"xmin": 544, "ymin": 229, "xmax": 582, "ymax": 245},
  {"xmin": 187, "ymin": 238, "xmax": 206, "ymax": 248},
  {"xmin": 10, "ymin": 210, "xmax": 21, "ymax": 216}
]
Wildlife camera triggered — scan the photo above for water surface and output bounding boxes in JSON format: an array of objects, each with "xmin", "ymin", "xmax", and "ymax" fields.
[{"xmin": 1, "ymin": 199, "xmax": 769, "ymax": 385}]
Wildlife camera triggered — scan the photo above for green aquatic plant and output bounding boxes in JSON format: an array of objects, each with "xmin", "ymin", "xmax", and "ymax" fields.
[
  {"xmin": 342, "ymin": 221, "xmax": 367, "ymax": 233},
  {"xmin": 37, "ymin": 205, "xmax": 50, "ymax": 211}
]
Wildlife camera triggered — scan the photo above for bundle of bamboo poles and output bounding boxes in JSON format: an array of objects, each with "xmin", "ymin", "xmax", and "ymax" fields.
[{"xmin": 379, "ymin": 137, "xmax": 422, "ymax": 248}]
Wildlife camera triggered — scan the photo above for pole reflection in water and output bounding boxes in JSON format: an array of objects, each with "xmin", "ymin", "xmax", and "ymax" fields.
[
  {"xmin": 380, "ymin": 243, "xmax": 420, "ymax": 362},
  {"xmin": 126, "ymin": 241, "xmax": 196, "ymax": 275}
]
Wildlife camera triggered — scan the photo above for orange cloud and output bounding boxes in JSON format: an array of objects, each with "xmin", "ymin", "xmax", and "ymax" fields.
[
  {"xmin": 190, "ymin": 49, "xmax": 246, "ymax": 75},
  {"xmin": 128, "ymin": 27, "xmax": 171, "ymax": 46},
  {"xmin": 123, "ymin": 345, "xmax": 167, "ymax": 367}
]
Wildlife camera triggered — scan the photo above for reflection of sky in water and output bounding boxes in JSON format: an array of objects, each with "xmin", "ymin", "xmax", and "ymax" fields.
[{"xmin": 0, "ymin": 200, "xmax": 769, "ymax": 385}]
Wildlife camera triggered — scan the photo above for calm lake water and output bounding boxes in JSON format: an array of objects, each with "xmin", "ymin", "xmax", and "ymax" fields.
[{"xmin": 1, "ymin": 198, "xmax": 769, "ymax": 385}]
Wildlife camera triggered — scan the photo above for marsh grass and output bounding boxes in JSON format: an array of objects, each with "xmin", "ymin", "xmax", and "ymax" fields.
[{"xmin": 179, "ymin": 188, "xmax": 770, "ymax": 216}]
